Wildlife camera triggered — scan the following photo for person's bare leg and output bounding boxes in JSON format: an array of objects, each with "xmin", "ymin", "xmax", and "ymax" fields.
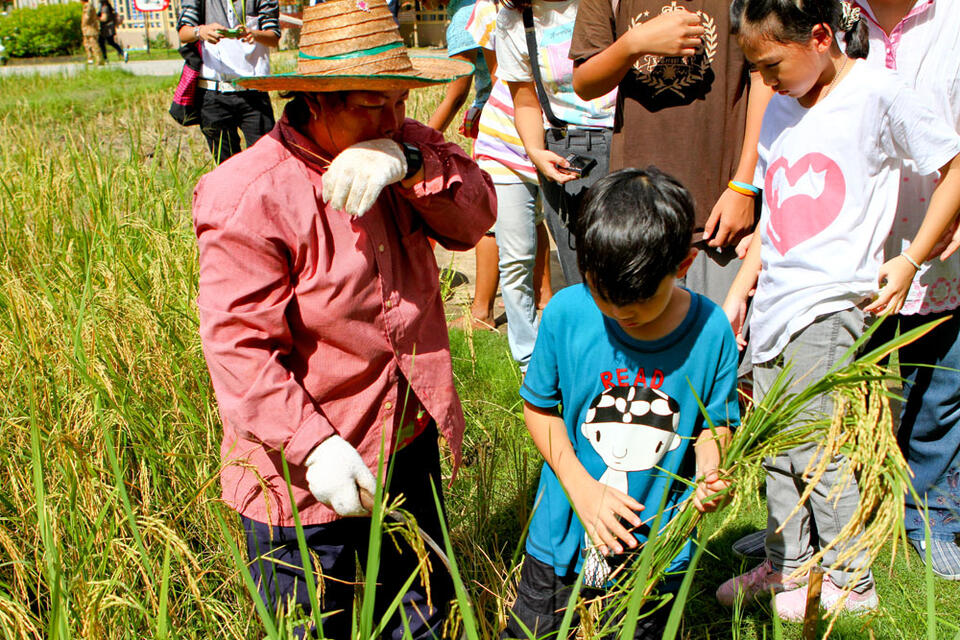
[
  {"xmin": 427, "ymin": 51, "xmax": 475, "ymax": 133},
  {"xmin": 534, "ymin": 222, "xmax": 553, "ymax": 310},
  {"xmin": 468, "ymin": 234, "xmax": 499, "ymax": 329}
]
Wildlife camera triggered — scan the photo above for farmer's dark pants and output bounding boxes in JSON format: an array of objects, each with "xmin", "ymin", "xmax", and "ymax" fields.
[
  {"xmin": 501, "ymin": 554, "xmax": 678, "ymax": 639},
  {"xmin": 866, "ymin": 310, "xmax": 960, "ymax": 541},
  {"xmin": 241, "ymin": 423, "xmax": 452, "ymax": 640},
  {"xmin": 199, "ymin": 88, "xmax": 274, "ymax": 164}
]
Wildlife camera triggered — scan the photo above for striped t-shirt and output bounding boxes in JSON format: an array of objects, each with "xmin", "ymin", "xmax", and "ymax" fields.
[{"xmin": 467, "ymin": 0, "xmax": 538, "ymax": 184}]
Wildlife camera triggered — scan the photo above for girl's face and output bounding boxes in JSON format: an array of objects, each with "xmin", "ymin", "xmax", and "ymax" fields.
[{"xmin": 738, "ymin": 24, "xmax": 835, "ymax": 105}]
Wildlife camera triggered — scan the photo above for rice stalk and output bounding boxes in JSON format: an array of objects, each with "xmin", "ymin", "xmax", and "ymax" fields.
[{"xmin": 583, "ymin": 317, "xmax": 940, "ymax": 638}]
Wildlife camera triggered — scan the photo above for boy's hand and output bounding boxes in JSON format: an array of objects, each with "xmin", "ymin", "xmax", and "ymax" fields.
[
  {"xmin": 529, "ymin": 148, "xmax": 578, "ymax": 184},
  {"xmin": 722, "ymin": 291, "xmax": 751, "ymax": 351},
  {"xmin": 626, "ymin": 9, "xmax": 704, "ymax": 58},
  {"xmin": 865, "ymin": 254, "xmax": 918, "ymax": 315},
  {"xmin": 693, "ymin": 468, "xmax": 732, "ymax": 513},
  {"xmin": 704, "ymin": 189, "xmax": 755, "ymax": 248},
  {"xmin": 570, "ymin": 478, "xmax": 644, "ymax": 555}
]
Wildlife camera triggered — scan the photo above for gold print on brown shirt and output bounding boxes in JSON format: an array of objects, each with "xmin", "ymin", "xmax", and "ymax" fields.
[{"xmin": 630, "ymin": 1, "xmax": 718, "ymax": 97}]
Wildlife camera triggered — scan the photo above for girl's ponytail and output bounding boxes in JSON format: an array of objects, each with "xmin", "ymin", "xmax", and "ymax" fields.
[
  {"xmin": 731, "ymin": 0, "xmax": 870, "ymax": 59},
  {"xmin": 840, "ymin": 2, "xmax": 870, "ymax": 59}
]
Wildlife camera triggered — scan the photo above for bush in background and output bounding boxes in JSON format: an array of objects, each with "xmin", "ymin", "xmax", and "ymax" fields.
[
  {"xmin": 0, "ymin": 2, "xmax": 81, "ymax": 58},
  {"xmin": 149, "ymin": 31, "xmax": 172, "ymax": 50}
]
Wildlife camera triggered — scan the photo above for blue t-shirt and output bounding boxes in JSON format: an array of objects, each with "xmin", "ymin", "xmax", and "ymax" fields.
[
  {"xmin": 519, "ymin": 285, "xmax": 740, "ymax": 577},
  {"xmin": 446, "ymin": 0, "xmax": 492, "ymax": 108}
]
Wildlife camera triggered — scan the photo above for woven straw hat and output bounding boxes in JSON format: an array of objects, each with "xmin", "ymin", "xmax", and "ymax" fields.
[{"xmin": 235, "ymin": 0, "xmax": 473, "ymax": 91}]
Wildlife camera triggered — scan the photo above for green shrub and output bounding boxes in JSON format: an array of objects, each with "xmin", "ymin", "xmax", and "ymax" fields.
[
  {"xmin": 149, "ymin": 31, "xmax": 172, "ymax": 50},
  {"xmin": 0, "ymin": 2, "xmax": 82, "ymax": 58}
]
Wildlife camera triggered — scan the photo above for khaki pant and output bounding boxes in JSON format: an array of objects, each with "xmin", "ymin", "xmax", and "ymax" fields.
[
  {"xmin": 755, "ymin": 307, "xmax": 875, "ymax": 592},
  {"xmin": 82, "ymin": 36, "xmax": 101, "ymax": 64}
]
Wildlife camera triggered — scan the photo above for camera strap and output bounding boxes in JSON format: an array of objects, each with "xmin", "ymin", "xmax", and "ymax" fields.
[{"xmin": 521, "ymin": 7, "xmax": 566, "ymax": 130}]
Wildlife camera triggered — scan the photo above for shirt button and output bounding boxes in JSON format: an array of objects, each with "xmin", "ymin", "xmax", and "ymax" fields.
[
  {"xmin": 378, "ymin": 244, "xmax": 385, "ymax": 252},
  {"xmin": 385, "ymin": 401, "xmax": 393, "ymax": 410},
  {"xmin": 385, "ymin": 300, "xmax": 393, "ymax": 308}
]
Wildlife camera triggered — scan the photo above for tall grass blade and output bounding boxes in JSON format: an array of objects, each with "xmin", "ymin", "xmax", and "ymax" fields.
[
  {"xmin": 212, "ymin": 510, "xmax": 281, "ymax": 640},
  {"xmin": 358, "ymin": 435, "xmax": 391, "ymax": 640},
  {"xmin": 923, "ymin": 502, "xmax": 936, "ymax": 640},
  {"xmin": 280, "ymin": 449, "xmax": 326, "ymax": 637},
  {"xmin": 157, "ymin": 542, "xmax": 171, "ymax": 640},
  {"xmin": 27, "ymin": 374, "xmax": 68, "ymax": 640},
  {"xmin": 555, "ymin": 570, "xmax": 584, "ymax": 640},
  {"xmin": 100, "ymin": 399, "xmax": 155, "ymax": 602},
  {"xmin": 661, "ymin": 526, "xmax": 708, "ymax": 640},
  {"xmin": 431, "ymin": 480, "xmax": 480, "ymax": 640},
  {"xmin": 618, "ymin": 486, "xmax": 670, "ymax": 639}
]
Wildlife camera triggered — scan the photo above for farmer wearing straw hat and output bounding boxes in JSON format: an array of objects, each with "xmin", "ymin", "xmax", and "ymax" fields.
[{"xmin": 191, "ymin": 0, "xmax": 496, "ymax": 635}]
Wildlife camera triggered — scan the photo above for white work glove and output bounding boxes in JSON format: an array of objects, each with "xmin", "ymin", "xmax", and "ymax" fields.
[
  {"xmin": 321, "ymin": 138, "xmax": 407, "ymax": 218},
  {"xmin": 304, "ymin": 435, "xmax": 377, "ymax": 517}
]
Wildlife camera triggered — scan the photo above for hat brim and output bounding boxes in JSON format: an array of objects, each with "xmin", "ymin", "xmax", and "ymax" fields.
[{"xmin": 233, "ymin": 55, "xmax": 473, "ymax": 92}]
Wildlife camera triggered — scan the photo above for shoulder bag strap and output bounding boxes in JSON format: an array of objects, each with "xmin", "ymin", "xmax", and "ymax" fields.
[{"xmin": 521, "ymin": 6, "xmax": 566, "ymax": 129}]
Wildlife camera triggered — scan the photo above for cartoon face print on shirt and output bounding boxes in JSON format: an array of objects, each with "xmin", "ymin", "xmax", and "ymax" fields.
[
  {"xmin": 628, "ymin": 1, "xmax": 719, "ymax": 99},
  {"xmin": 764, "ymin": 152, "xmax": 846, "ymax": 255},
  {"xmin": 579, "ymin": 385, "xmax": 683, "ymax": 587},
  {"xmin": 581, "ymin": 385, "xmax": 682, "ymax": 479}
]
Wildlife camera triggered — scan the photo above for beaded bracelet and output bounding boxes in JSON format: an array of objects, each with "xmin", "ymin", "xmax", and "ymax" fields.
[
  {"xmin": 728, "ymin": 180, "xmax": 760, "ymax": 197},
  {"xmin": 900, "ymin": 252, "xmax": 922, "ymax": 270}
]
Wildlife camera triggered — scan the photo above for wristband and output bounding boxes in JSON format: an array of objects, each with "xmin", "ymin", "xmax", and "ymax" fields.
[
  {"xmin": 728, "ymin": 180, "xmax": 760, "ymax": 197},
  {"xmin": 900, "ymin": 251, "xmax": 922, "ymax": 270},
  {"xmin": 401, "ymin": 142, "xmax": 423, "ymax": 180},
  {"xmin": 194, "ymin": 25, "xmax": 201, "ymax": 40}
]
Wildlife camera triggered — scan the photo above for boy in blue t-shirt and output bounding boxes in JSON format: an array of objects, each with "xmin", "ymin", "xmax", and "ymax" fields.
[{"xmin": 505, "ymin": 168, "xmax": 741, "ymax": 639}]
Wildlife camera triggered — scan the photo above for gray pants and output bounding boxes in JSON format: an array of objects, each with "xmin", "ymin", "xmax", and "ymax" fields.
[
  {"xmin": 683, "ymin": 246, "xmax": 740, "ymax": 307},
  {"xmin": 754, "ymin": 307, "xmax": 874, "ymax": 591},
  {"xmin": 538, "ymin": 127, "xmax": 612, "ymax": 287}
]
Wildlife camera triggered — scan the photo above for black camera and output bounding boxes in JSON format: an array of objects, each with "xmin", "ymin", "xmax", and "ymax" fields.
[{"xmin": 561, "ymin": 153, "xmax": 597, "ymax": 178}]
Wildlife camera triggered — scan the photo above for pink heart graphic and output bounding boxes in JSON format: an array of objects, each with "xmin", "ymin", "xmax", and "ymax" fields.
[{"xmin": 764, "ymin": 153, "xmax": 846, "ymax": 256}]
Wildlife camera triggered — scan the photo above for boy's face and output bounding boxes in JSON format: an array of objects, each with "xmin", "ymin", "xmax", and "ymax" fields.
[{"xmin": 587, "ymin": 273, "xmax": 677, "ymax": 340}]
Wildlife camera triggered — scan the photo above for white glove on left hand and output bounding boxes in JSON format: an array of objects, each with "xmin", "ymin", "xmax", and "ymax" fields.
[
  {"xmin": 321, "ymin": 138, "xmax": 408, "ymax": 218},
  {"xmin": 304, "ymin": 435, "xmax": 377, "ymax": 517}
]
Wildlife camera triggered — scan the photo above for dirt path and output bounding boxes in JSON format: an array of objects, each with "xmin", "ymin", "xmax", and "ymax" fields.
[
  {"xmin": 436, "ymin": 234, "xmax": 566, "ymax": 333},
  {"xmin": 0, "ymin": 58, "xmax": 182, "ymax": 77}
]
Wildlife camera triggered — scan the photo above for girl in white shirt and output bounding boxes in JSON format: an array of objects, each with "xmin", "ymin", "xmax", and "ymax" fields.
[{"xmin": 717, "ymin": 0, "xmax": 960, "ymax": 622}]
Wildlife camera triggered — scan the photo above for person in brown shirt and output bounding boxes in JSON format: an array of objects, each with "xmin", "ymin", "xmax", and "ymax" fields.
[
  {"xmin": 80, "ymin": 0, "xmax": 101, "ymax": 65},
  {"xmin": 570, "ymin": 0, "xmax": 772, "ymax": 305}
]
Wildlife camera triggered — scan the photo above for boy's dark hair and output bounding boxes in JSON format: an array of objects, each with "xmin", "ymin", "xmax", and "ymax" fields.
[
  {"xmin": 575, "ymin": 167, "xmax": 694, "ymax": 306},
  {"xmin": 730, "ymin": 0, "xmax": 869, "ymax": 59}
]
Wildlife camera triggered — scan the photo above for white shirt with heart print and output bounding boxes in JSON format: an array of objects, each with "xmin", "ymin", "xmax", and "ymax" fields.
[{"xmin": 749, "ymin": 61, "xmax": 960, "ymax": 364}]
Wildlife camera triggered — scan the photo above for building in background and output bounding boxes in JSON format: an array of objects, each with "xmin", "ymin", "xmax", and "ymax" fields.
[{"xmin": 8, "ymin": 0, "xmax": 448, "ymax": 49}]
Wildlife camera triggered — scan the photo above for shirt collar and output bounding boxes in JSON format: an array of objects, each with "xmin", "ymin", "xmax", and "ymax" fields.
[
  {"xmin": 855, "ymin": 0, "xmax": 935, "ymax": 30},
  {"xmin": 278, "ymin": 107, "xmax": 334, "ymax": 173}
]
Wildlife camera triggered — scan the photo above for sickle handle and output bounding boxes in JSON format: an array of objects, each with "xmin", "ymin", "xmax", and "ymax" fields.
[{"xmin": 359, "ymin": 486, "xmax": 376, "ymax": 512}]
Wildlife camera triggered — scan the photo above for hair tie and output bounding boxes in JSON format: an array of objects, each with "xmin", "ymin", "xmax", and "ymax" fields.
[{"xmin": 839, "ymin": 0, "xmax": 861, "ymax": 31}]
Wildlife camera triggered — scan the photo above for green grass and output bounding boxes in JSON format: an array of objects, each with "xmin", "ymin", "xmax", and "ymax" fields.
[
  {"xmin": 124, "ymin": 48, "xmax": 183, "ymax": 62},
  {"xmin": 0, "ymin": 68, "xmax": 958, "ymax": 639}
]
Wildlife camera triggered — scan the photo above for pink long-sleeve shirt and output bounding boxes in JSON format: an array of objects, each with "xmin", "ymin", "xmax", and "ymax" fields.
[{"xmin": 193, "ymin": 111, "xmax": 497, "ymax": 526}]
